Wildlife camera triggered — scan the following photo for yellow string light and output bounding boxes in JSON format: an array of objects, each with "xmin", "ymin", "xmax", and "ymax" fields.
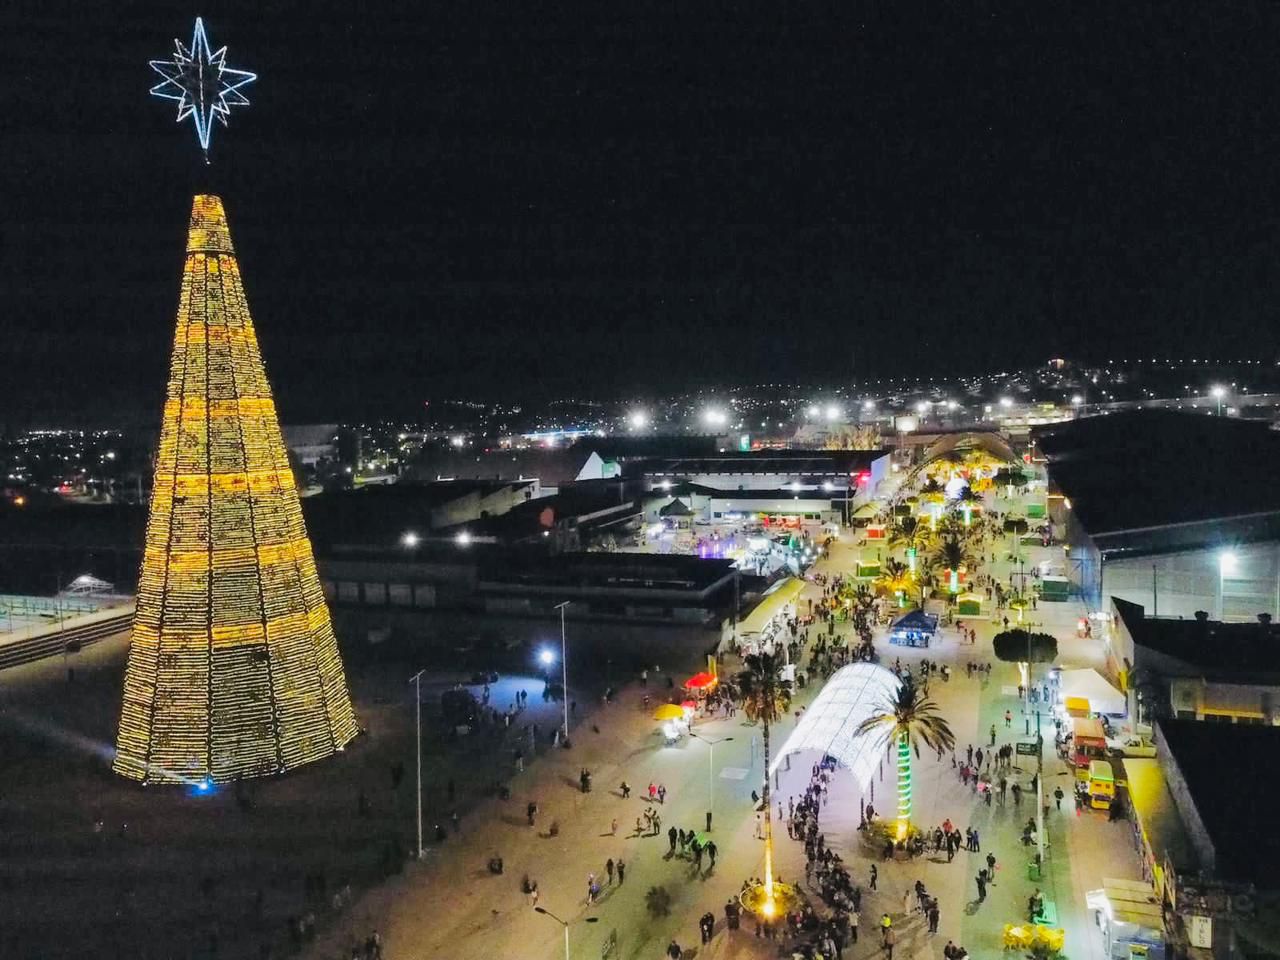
[{"xmin": 114, "ymin": 195, "xmax": 358, "ymax": 785}]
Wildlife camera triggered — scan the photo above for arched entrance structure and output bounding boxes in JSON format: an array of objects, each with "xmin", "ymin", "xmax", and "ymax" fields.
[
  {"xmin": 769, "ymin": 663, "xmax": 901, "ymax": 794},
  {"xmin": 922, "ymin": 431, "xmax": 1017, "ymax": 467}
]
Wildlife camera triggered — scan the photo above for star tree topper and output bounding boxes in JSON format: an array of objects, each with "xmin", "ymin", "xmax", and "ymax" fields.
[{"xmin": 150, "ymin": 17, "xmax": 257, "ymax": 156}]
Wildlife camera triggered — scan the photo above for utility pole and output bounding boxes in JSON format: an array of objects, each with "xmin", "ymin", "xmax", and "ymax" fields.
[
  {"xmin": 409, "ymin": 669, "xmax": 425, "ymax": 859},
  {"xmin": 555, "ymin": 601, "xmax": 570, "ymax": 741}
]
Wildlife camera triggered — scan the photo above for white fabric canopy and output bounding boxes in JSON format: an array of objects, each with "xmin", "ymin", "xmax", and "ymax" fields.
[
  {"xmin": 1058, "ymin": 668, "xmax": 1126, "ymax": 716},
  {"xmin": 769, "ymin": 663, "xmax": 901, "ymax": 794}
]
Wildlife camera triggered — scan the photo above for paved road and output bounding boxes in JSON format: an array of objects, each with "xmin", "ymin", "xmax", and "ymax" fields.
[{"xmin": 308, "ymin": 487, "xmax": 1143, "ymax": 960}]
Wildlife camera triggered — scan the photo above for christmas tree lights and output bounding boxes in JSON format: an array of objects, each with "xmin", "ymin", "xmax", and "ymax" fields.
[{"xmin": 115, "ymin": 195, "xmax": 358, "ymax": 784}]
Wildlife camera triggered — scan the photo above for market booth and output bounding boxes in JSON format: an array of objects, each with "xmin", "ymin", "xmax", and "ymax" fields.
[
  {"xmin": 865, "ymin": 523, "xmax": 887, "ymax": 541},
  {"xmin": 855, "ymin": 548, "xmax": 882, "ymax": 579},
  {"xmin": 889, "ymin": 609, "xmax": 938, "ymax": 648},
  {"xmin": 1059, "ymin": 668, "xmax": 1127, "ymax": 717},
  {"xmin": 1086, "ymin": 878, "xmax": 1167, "ymax": 960},
  {"xmin": 956, "ymin": 592, "xmax": 986, "ymax": 618}
]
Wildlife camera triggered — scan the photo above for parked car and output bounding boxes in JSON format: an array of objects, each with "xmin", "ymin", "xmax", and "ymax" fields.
[{"xmin": 1106, "ymin": 734, "xmax": 1156, "ymax": 759}]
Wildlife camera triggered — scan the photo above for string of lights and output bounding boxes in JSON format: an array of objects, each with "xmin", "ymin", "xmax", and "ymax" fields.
[{"xmin": 115, "ymin": 195, "xmax": 358, "ymax": 785}]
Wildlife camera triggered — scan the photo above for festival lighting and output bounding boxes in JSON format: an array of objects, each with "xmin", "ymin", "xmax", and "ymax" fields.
[
  {"xmin": 114, "ymin": 196, "xmax": 358, "ymax": 785},
  {"xmin": 628, "ymin": 410, "xmax": 649, "ymax": 430},
  {"xmin": 149, "ymin": 18, "xmax": 257, "ymax": 155}
]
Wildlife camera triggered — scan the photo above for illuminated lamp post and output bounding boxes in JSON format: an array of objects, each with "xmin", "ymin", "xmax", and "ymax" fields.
[
  {"xmin": 555, "ymin": 601, "xmax": 571, "ymax": 742},
  {"xmin": 1211, "ymin": 385, "xmax": 1226, "ymax": 416},
  {"xmin": 690, "ymin": 733, "xmax": 734, "ymax": 831},
  {"xmin": 1219, "ymin": 550, "xmax": 1237, "ymax": 621},
  {"xmin": 409, "ymin": 669, "xmax": 425, "ymax": 859},
  {"xmin": 534, "ymin": 906, "xmax": 598, "ymax": 960}
]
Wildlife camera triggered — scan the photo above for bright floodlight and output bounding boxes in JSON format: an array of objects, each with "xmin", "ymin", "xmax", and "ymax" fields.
[
  {"xmin": 401, "ymin": 531, "xmax": 420, "ymax": 548},
  {"xmin": 1071, "ymin": 395, "xmax": 1083, "ymax": 406},
  {"xmin": 946, "ymin": 400, "xmax": 958, "ymax": 410},
  {"xmin": 807, "ymin": 405, "xmax": 821, "ymax": 417},
  {"xmin": 824, "ymin": 405, "xmax": 841, "ymax": 421},
  {"xmin": 915, "ymin": 401, "xmax": 929, "ymax": 414},
  {"xmin": 450, "ymin": 435, "xmax": 466, "ymax": 448},
  {"xmin": 999, "ymin": 396, "xmax": 1014, "ymax": 408},
  {"xmin": 1211, "ymin": 385, "xmax": 1227, "ymax": 399},
  {"xmin": 628, "ymin": 411, "xmax": 649, "ymax": 430},
  {"xmin": 539, "ymin": 648, "xmax": 554, "ymax": 665},
  {"xmin": 861, "ymin": 399, "xmax": 875, "ymax": 410},
  {"xmin": 455, "ymin": 530, "xmax": 472, "ymax": 547},
  {"xmin": 703, "ymin": 408, "xmax": 727, "ymax": 427},
  {"xmin": 1219, "ymin": 549, "xmax": 1238, "ymax": 573}
]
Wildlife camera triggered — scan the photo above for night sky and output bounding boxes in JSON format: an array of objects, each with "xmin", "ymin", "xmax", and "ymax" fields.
[{"xmin": 4, "ymin": 3, "xmax": 1280, "ymax": 426}]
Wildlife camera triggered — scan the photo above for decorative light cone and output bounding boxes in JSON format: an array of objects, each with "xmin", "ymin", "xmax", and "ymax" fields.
[{"xmin": 115, "ymin": 195, "xmax": 358, "ymax": 784}]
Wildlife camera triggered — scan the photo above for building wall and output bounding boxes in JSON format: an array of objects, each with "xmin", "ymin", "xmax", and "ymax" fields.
[
  {"xmin": 1103, "ymin": 542, "xmax": 1280, "ymax": 622},
  {"xmin": 1154, "ymin": 724, "xmax": 1219, "ymax": 877},
  {"xmin": 428, "ymin": 481, "xmax": 541, "ymax": 530}
]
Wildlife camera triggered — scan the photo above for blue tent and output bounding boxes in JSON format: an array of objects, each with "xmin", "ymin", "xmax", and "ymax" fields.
[{"xmin": 889, "ymin": 609, "xmax": 938, "ymax": 647}]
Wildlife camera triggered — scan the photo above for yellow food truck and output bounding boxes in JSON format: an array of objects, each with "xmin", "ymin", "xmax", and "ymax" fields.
[{"xmin": 1087, "ymin": 760, "xmax": 1116, "ymax": 810}]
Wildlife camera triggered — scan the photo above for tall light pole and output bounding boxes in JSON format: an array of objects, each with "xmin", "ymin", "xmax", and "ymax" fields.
[
  {"xmin": 1211, "ymin": 384, "xmax": 1226, "ymax": 416},
  {"xmin": 534, "ymin": 906, "xmax": 598, "ymax": 960},
  {"xmin": 690, "ymin": 733, "xmax": 734, "ymax": 832},
  {"xmin": 555, "ymin": 601, "xmax": 571, "ymax": 741},
  {"xmin": 409, "ymin": 669, "xmax": 425, "ymax": 859}
]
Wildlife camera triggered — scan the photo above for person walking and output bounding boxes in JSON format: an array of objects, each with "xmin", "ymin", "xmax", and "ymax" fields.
[
  {"xmin": 610, "ymin": 817, "xmax": 618, "ymax": 836},
  {"xmin": 989, "ymin": 724, "xmax": 997, "ymax": 746},
  {"xmin": 657, "ymin": 784, "xmax": 667, "ymax": 804},
  {"xmin": 668, "ymin": 826, "xmax": 678, "ymax": 852},
  {"xmin": 1004, "ymin": 709, "xmax": 1012, "ymax": 729},
  {"xmin": 606, "ymin": 858, "xmax": 615, "ymax": 884},
  {"xmin": 616, "ymin": 859, "xmax": 626, "ymax": 885},
  {"xmin": 975, "ymin": 872, "xmax": 987, "ymax": 902},
  {"xmin": 1054, "ymin": 786, "xmax": 1064, "ymax": 810},
  {"xmin": 927, "ymin": 902, "xmax": 940, "ymax": 934},
  {"xmin": 883, "ymin": 924, "xmax": 896, "ymax": 958},
  {"xmin": 707, "ymin": 841, "xmax": 717, "ymax": 868},
  {"xmin": 986, "ymin": 853, "xmax": 996, "ymax": 883},
  {"xmin": 849, "ymin": 910, "xmax": 858, "ymax": 944},
  {"xmin": 869, "ymin": 864, "xmax": 878, "ymax": 890}
]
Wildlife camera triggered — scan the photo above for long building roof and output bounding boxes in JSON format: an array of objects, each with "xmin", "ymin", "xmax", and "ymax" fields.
[{"xmin": 1036, "ymin": 411, "xmax": 1280, "ymax": 536}]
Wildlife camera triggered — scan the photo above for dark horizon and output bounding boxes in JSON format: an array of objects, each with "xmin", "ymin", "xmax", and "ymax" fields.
[{"xmin": 5, "ymin": 3, "xmax": 1280, "ymax": 425}]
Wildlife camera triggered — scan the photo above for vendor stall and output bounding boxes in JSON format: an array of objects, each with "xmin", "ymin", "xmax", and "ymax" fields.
[
  {"xmin": 855, "ymin": 548, "xmax": 882, "ymax": 579},
  {"xmin": 1086, "ymin": 879, "xmax": 1167, "ymax": 960},
  {"xmin": 956, "ymin": 592, "xmax": 986, "ymax": 618},
  {"xmin": 1059, "ymin": 668, "xmax": 1127, "ymax": 718},
  {"xmin": 889, "ymin": 609, "xmax": 938, "ymax": 648},
  {"xmin": 865, "ymin": 523, "xmax": 887, "ymax": 541}
]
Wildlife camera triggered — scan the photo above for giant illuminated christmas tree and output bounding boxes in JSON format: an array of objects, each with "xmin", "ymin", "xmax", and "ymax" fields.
[{"xmin": 114, "ymin": 195, "xmax": 359, "ymax": 784}]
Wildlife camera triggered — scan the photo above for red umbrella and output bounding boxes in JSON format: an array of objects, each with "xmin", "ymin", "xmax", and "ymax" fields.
[
  {"xmin": 685, "ymin": 672, "xmax": 717, "ymax": 689},
  {"xmin": 681, "ymin": 700, "xmax": 698, "ymax": 710}
]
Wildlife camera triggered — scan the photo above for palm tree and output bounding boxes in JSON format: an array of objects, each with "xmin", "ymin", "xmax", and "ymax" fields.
[
  {"xmin": 855, "ymin": 678, "xmax": 955, "ymax": 835},
  {"xmin": 875, "ymin": 557, "xmax": 914, "ymax": 608},
  {"xmin": 889, "ymin": 516, "xmax": 928, "ymax": 572},
  {"xmin": 928, "ymin": 535, "xmax": 979, "ymax": 595},
  {"xmin": 737, "ymin": 652, "xmax": 793, "ymax": 901}
]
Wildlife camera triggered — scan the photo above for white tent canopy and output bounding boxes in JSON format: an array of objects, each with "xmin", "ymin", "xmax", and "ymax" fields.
[
  {"xmin": 769, "ymin": 663, "xmax": 901, "ymax": 794},
  {"xmin": 1058, "ymin": 667, "xmax": 1126, "ymax": 716}
]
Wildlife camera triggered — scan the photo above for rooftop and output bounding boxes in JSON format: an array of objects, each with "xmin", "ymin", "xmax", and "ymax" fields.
[
  {"xmin": 644, "ymin": 449, "xmax": 889, "ymax": 477},
  {"xmin": 1036, "ymin": 410, "xmax": 1280, "ymax": 535},
  {"xmin": 1159, "ymin": 719, "xmax": 1280, "ymax": 884},
  {"xmin": 1114, "ymin": 599, "xmax": 1280, "ymax": 679}
]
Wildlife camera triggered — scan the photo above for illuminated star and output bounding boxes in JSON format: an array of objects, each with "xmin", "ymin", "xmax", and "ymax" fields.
[{"xmin": 150, "ymin": 17, "xmax": 257, "ymax": 154}]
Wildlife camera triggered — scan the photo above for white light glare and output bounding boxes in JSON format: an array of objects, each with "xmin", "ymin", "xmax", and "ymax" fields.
[
  {"xmin": 824, "ymin": 405, "xmax": 841, "ymax": 422},
  {"xmin": 1219, "ymin": 550, "xmax": 1238, "ymax": 573},
  {"xmin": 628, "ymin": 411, "xmax": 649, "ymax": 430},
  {"xmin": 999, "ymin": 396, "xmax": 1014, "ymax": 408},
  {"xmin": 455, "ymin": 531, "xmax": 472, "ymax": 547},
  {"xmin": 401, "ymin": 532, "xmax": 420, "ymax": 548}
]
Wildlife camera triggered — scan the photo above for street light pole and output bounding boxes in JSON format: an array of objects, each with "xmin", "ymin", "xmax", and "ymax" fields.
[
  {"xmin": 534, "ymin": 906, "xmax": 598, "ymax": 960},
  {"xmin": 691, "ymin": 733, "xmax": 734, "ymax": 831},
  {"xmin": 409, "ymin": 669, "xmax": 425, "ymax": 859},
  {"xmin": 555, "ymin": 601, "xmax": 570, "ymax": 741}
]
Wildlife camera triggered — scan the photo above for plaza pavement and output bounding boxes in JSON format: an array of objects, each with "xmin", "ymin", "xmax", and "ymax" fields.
[{"xmin": 307, "ymin": 492, "xmax": 1144, "ymax": 960}]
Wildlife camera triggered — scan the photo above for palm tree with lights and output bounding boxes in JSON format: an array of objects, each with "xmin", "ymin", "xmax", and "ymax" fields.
[
  {"xmin": 737, "ymin": 652, "xmax": 792, "ymax": 908},
  {"xmin": 876, "ymin": 557, "xmax": 914, "ymax": 608},
  {"xmin": 889, "ymin": 515, "xmax": 929, "ymax": 573},
  {"xmin": 929, "ymin": 534, "xmax": 979, "ymax": 596},
  {"xmin": 855, "ymin": 676, "xmax": 955, "ymax": 837}
]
